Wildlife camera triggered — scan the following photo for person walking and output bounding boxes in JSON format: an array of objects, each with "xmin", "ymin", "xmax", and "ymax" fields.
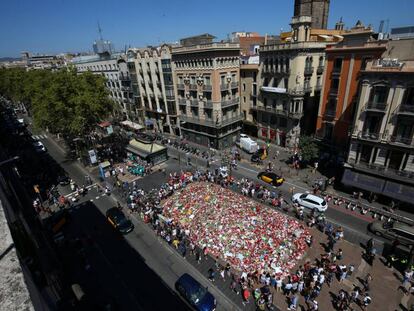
[
  {"xmin": 288, "ymin": 294, "xmax": 298, "ymax": 310},
  {"xmin": 361, "ymin": 292, "xmax": 372, "ymax": 310},
  {"xmin": 208, "ymin": 267, "xmax": 215, "ymax": 282}
]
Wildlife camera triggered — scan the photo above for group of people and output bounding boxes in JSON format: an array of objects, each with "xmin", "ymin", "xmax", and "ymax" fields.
[{"xmin": 117, "ymin": 168, "xmax": 378, "ymax": 310}]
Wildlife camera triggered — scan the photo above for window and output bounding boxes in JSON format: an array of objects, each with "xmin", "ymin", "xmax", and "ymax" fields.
[
  {"xmin": 370, "ymin": 86, "xmax": 388, "ymax": 104},
  {"xmin": 243, "ymin": 83, "xmax": 246, "ymax": 91},
  {"xmin": 333, "ymin": 58, "xmax": 343, "ymax": 72},
  {"xmin": 404, "ymin": 88, "xmax": 414, "ymax": 106},
  {"xmin": 243, "ymin": 96, "xmax": 246, "ymax": 104},
  {"xmin": 331, "ymin": 78, "xmax": 340, "ymax": 90},
  {"xmin": 205, "ymin": 76, "xmax": 211, "ymax": 85},
  {"xmin": 253, "ymin": 72, "xmax": 257, "ymax": 82}
]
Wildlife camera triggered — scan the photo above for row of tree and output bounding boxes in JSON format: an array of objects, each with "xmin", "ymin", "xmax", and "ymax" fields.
[{"xmin": 0, "ymin": 67, "xmax": 114, "ymax": 140}]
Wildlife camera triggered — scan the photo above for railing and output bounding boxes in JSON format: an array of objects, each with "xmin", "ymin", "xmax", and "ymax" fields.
[
  {"xmin": 315, "ymin": 83, "xmax": 322, "ymax": 91},
  {"xmin": 221, "ymin": 98, "xmax": 239, "ymax": 108},
  {"xmin": 317, "ymin": 65, "xmax": 324, "ymax": 74},
  {"xmin": 398, "ymin": 104, "xmax": 414, "ymax": 114},
  {"xmin": 304, "ymin": 66, "xmax": 314, "ymax": 75},
  {"xmin": 289, "ymin": 111, "xmax": 304, "ymax": 119},
  {"xmin": 166, "ymin": 94, "xmax": 175, "ymax": 100},
  {"xmin": 204, "ymin": 100, "xmax": 213, "ymax": 108},
  {"xmin": 288, "ymin": 88, "xmax": 305, "ymax": 96},
  {"xmin": 190, "ymin": 99, "xmax": 199, "ymax": 107},
  {"xmin": 329, "ymin": 88, "xmax": 338, "ymax": 96},
  {"xmin": 221, "ymin": 114, "xmax": 244, "ymax": 127},
  {"xmin": 231, "ymin": 82, "xmax": 239, "ymax": 89},
  {"xmin": 365, "ymin": 102, "xmax": 387, "ymax": 111},
  {"xmin": 251, "ymin": 105, "xmax": 288, "ymax": 116},
  {"xmin": 389, "ymin": 135, "xmax": 414, "ymax": 146},
  {"xmin": 203, "ymin": 84, "xmax": 212, "ymax": 91},
  {"xmin": 324, "ymin": 109, "xmax": 336, "ymax": 117},
  {"xmin": 304, "ymin": 84, "xmax": 312, "ymax": 93},
  {"xmin": 358, "ymin": 131, "xmax": 381, "ymax": 141},
  {"xmin": 353, "ymin": 161, "xmax": 414, "ymax": 182},
  {"xmin": 189, "ymin": 84, "xmax": 198, "ymax": 91},
  {"xmin": 177, "ymin": 84, "xmax": 185, "ymax": 90},
  {"xmin": 220, "ymin": 84, "xmax": 229, "ymax": 91}
]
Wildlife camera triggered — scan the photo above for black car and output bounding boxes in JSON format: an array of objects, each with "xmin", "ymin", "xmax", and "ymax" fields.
[
  {"xmin": 106, "ymin": 207, "xmax": 134, "ymax": 234},
  {"xmin": 251, "ymin": 148, "xmax": 267, "ymax": 163}
]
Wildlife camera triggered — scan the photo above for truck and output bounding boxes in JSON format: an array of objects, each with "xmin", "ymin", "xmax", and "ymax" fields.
[{"xmin": 237, "ymin": 134, "xmax": 259, "ymax": 154}]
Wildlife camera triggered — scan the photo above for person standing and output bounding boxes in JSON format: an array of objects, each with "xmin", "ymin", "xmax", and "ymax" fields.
[{"xmin": 208, "ymin": 267, "xmax": 215, "ymax": 282}]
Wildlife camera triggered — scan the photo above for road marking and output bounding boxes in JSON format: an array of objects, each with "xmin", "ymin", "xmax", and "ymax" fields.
[
  {"xmin": 32, "ymin": 135, "xmax": 38, "ymax": 140},
  {"xmin": 90, "ymin": 199, "xmax": 94, "ymax": 202},
  {"xmin": 63, "ymin": 183, "xmax": 98, "ymax": 198},
  {"xmin": 95, "ymin": 196, "xmax": 100, "ymax": 200},
  {"xmin": 100, "ymin": 194, "xmax": 106, "ymax": 198}
]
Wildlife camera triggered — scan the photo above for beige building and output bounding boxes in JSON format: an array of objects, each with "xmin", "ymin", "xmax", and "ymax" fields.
[
  {"xmin": 257, "ymin": 15, "xmax": 343, "ymax": 147},
  {"xmin": 240, "ymin": 59, "xmax": 259, "ymax": 136},
  {"xmin": 126, "ymin": 45, "xmax": 178, "ymax": 135},
  {"xmin": 171, "ymin": 42, "xmax": 242, "ymax": 149},
  {"xmin": 343, "ymin": 39, "xmax": 414, "ymax": 203}
]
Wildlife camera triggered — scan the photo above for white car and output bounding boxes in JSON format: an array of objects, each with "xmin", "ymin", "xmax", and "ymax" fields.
[
  {"xmin": 219, "ymin": 166, "xmax": 228, "ymax": 178},
  {"xmin": 292, "ymin": 193, "xmax": 328, "ymax": 212},
  {"xmin": 33, "ymin": 141, "xmax": 47, "ymax": 153}
]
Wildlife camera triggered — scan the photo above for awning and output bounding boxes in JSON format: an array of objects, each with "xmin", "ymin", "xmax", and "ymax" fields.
[
  {"xmin": 127, "ymin": 139, "xmax": 166, "ymax": 158},
  {"xmin": 341, "ymin": 169, "xmax": 385, "ymax": 193},
  {"xmin": 318, "ymin": 35, "xmax": 330, "ymax": 40},
  {"xmin": 120, "ymin": 120, "xmax": 144, "ymax": 131},
  {"xmin": 383, "ymin": 181, "xmax": 414, "ymax": 204},
  {"xmin": 261, "ymin": 86, "xmax": 287, "ymax": 94}
]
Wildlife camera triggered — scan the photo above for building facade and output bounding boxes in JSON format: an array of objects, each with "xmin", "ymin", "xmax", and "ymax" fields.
[
  {"xmin": 240, "ymin": 57, "xmax": 259, "ymax": 137},
  {"xmin": 126, "ymin": 46, "xmax": 178, "ymax": 135},
  {"xmin": 257, "ymin": 15, "xmax": 343, "ymax": 147},
  {"xmin": 343, "ymin": 39, "xmax": 414, "ymax": 204},
  {"xmin": 316, "ymin": 22, "xmax": 386, "ymax": 150},
  {"xmin": 294, "ymin": 0, "xmax": 330, "ymax": 30},
  {"xmin": 171, "ymin": 43, "xmax": 242, "ymax": 149}
]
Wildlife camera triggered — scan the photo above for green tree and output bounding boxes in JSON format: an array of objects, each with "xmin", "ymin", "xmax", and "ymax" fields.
[{"xmin": 298, "ymin": 135, "xmax": 319, "ymax": 163}]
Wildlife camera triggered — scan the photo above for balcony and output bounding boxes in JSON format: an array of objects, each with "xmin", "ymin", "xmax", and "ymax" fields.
[
  {"xmin": 358, "ymin": 131, "xmax": 381, "ymax": 141},
  {"xmin": 119, "ymin": 74, "xmax": 130, "ymax": 81},
  {"xmin": 304, "ymin": 66, "xmax": 314, "ymax": 76},
  {"xmin": 231, "ymin": 82, "xmax": 239, "ymax": 89},
  {"xmin": 315, "ymin": 83, "xmax": 322, "ymax": 91},
  {"xmin": 178, "ymin": 98, "xmax": 187, "ymax": 105},
  {"xmin": 221, "ymin": 114, "xmax": 244, "ymax": 127},
  {"xmin": 166, "ymin": 94, "xmax": 175, "ymax": 100},
  {"xmin": 190, "ymin": 99, "xmax": 199, "ymax": 107},
  {"xmin": 365, "ymin": 102, "xmax": 387, "ymax": 112},
  {"xmin": 288, "ymin": 88, "xmax": 305, "ymax": 97},
  {"xmin": 189, "ymin": 84, "xmax": 198, "ymax": 91},
  {"xmin": 203, "ymin": 84, "xmax": 212, "ymax": 91},
  {"xmin": 289, "ymin": 111, "xmax": 304, "ymax": 119},
  {"xmin": 352, "ymin": 161, "xmax": 414, "ymax": 183},
  {"xmin": 304, "ymin": 84, "xmax": 312, "ymax": 93},
  {"xmin": 251, "ymin": 105, "xmax": 288, "ymax": 116},
  {"xmin": 317, "ymin": 65, "xmax": 324, "ymax": 74},
  {"xmin": 204, "ymin": 100, "xmax": 213, "ymax": 109},
  {"xmin": 220, "ymin": 84, "xmax": 229, "ymax": 91},
  {"xmin": 332, "ymin": 67, "xmax": 342, "ymax": 75},
  {"xmin": 329, "ymin": 88, "xmax": 338, "ymax": 96},
  {"xmin": 389, "ymin": 136, "xmax": 414, "ymax": 146},
  {"xmin": 180, "ymin": 113, "xmax": 243, "ymax": 128},
  {"xmin": 397, "ymin": 104, "xmax": 414, "ymax": 116},
  {"xmin": 324, "ymin": 109, "xmax": 336, "ymax": 118},
  {"xmin": 221, "ymin": 98, "xmax": 239, "ymax": 108},
  {"xmin": 177, "ymin": 84, "xmax": 185, "ymax": 90}
]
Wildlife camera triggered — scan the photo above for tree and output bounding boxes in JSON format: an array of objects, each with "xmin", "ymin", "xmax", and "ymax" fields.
[{"xmin": 298, "ymin": 135, "xmax": 319, "ymax": 163}]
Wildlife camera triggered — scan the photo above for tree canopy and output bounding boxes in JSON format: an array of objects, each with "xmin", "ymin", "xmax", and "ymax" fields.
[
  {"xmin": 298, "ymin": 135, "xmax": 319, "ymax": 163},
  {"xmin": 0, "ymin": 67, "xmax": 114, "ymax": 139}
]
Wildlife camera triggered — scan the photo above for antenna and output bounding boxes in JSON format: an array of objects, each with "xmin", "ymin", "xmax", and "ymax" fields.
[{"xmin": 97, "ymin": 21, "xmax": 103, "ymax": 40}]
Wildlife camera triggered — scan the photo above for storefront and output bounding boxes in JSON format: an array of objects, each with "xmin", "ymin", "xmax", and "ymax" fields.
[{"xmin": 126, "ymin": 138, "xmax": 168, "ymax": 165}]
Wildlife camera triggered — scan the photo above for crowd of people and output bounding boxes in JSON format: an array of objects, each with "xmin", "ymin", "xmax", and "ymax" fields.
[{"xmin": 117, "ymin": 168, "xmax": 383, "ymax": 310}]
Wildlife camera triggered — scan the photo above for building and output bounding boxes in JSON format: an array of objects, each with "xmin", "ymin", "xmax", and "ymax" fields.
[
  {"xmin": 72, "ymin": 40, "xmax": 133, "ymax": 120},
  {"xmin": 172, "ymin": 41, "xmax": 242, "ymax": 149},
  {"xmin": 230, "ymin": 32, "xmax": 266, "ymax": 56},
  {"xmin": 294, "ymin": 0, "xmax": 330, "ymax": 30},
  {"xmin": 316, "ymin": 22, "xmax": 387, "ymax": 150},
  {"xmin": 343, "ymin": 38, "xmax": 414, "ymax": 204},
  {"xmin": 180, "ymin": 33, "xmax": 216, "ymax": 47},
  {"xmin": 21, "ymin": 51, "xmax": 64, "ymax": 70},
  {"xmin": 257, "ymin": 13, "xmax": 344, "ymax": 147},
  {"xmin": 126, "ymin": 45, "xmax": 178, "ymax": 135},
  {"xmin": 390, "ymin": 25, "xmax": 414, "ymax": 40}
]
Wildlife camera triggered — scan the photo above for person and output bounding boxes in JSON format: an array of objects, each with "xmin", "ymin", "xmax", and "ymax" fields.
[
  {"xmin": 208, "ymin": 268, "xmax": 215, "ymax": 282},
  {"xmin": 242, "ymin": 286, "xmax": 250, "ymax": 305},
  {"xmin": 362, "ymin": 274, "xmax": 373, "ymax": 292},
  {"xmin": 361, "ymin": 292, "xmax": 372, "ymax": 310},
  {"xmin": 288, "ymin": 294, "xmax": 298, "ymax": 310}
]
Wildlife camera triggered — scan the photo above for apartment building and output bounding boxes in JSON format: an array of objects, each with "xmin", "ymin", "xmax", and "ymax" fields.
[
  {"xmin": 126, "ymin": 45, "xmax": 178, "ymax": 135},
  {"xmin": 240, "ymin": 56, "xmax": 259, "ymax": 137},
  {"xmin": 343, "ymin": 39, "xmax": 414, "ymax": 204},
  {"xmin": 316, "ymin": 22, "xmax": 386, "ymax": 150},
  {"xmin": 257, "ymin": 14, "xmax": 344, "ymax": 147},
  {"xmin": 171, "ymin": 42, "xmax": 242, "ymax": 149}
]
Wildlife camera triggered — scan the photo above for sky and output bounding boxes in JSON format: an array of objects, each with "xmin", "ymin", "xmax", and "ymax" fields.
[{"xmin": 1, "ymin": 0, "xmax": 414, "ymax": 58}]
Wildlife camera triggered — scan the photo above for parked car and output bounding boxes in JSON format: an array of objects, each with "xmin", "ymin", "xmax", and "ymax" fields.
[
  {"xmin": 292, "ymin": 193, "xmax": 328, "ymax": 212},
  {"xmin": 33, "ymin": 141, "xmax": 47, "ymax": 153},
  {"xmin": 257, "ymin": 171, "xmax": 284, "ymax": 186},
  {"xmin": 106, "ymin": 207, "xmax": 134, "ymax": 234},
  {"xmin": 368, "ymin": 221, "xmax": 414, "ymax": 246},
  {"xmin": 175, "ymin": 273, "xmax": 216, "ymax": 311}
]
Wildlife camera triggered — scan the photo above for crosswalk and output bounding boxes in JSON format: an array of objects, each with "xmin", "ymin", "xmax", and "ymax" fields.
[{"xmin": 32, "ymin": 134, "xmax": 48, "ymax": 140}]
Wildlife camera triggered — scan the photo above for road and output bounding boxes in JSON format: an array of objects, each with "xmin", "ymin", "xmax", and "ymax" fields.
[{"xmin": 34, "ymin": 131, "xmax": 240, "ymax": 311}]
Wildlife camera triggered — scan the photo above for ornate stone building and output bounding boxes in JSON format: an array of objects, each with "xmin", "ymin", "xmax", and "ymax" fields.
[
  {"xmin": 171, "ymin": 43, "xmax": 242, "ymax": 149},
  {"xmin": 343, "ymin": 39, "xmax": 414, "ymax": 204},
  {"xmin": 294, "ymin": 0, "xmax": 330, "ymax": 30}
]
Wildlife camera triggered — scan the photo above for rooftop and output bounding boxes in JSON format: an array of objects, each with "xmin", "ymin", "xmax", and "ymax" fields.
[{"xmin": 172, "ymin": 42, "xmax": 240, "ymax": 54}]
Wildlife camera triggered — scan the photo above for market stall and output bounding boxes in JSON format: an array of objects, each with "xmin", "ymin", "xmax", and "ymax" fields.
[
  {"xmin": 126, "ymin": 138, "xmax": 168, "ymax": 165},
  {"xmin": 162, "ymin": 182, "xmax": 309, "ymax": 277}
]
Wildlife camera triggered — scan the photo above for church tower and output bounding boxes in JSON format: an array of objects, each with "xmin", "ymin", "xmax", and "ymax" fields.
[{"xmin": 294, "ymin": 0, "xmax": 330, "ymax": 29}]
